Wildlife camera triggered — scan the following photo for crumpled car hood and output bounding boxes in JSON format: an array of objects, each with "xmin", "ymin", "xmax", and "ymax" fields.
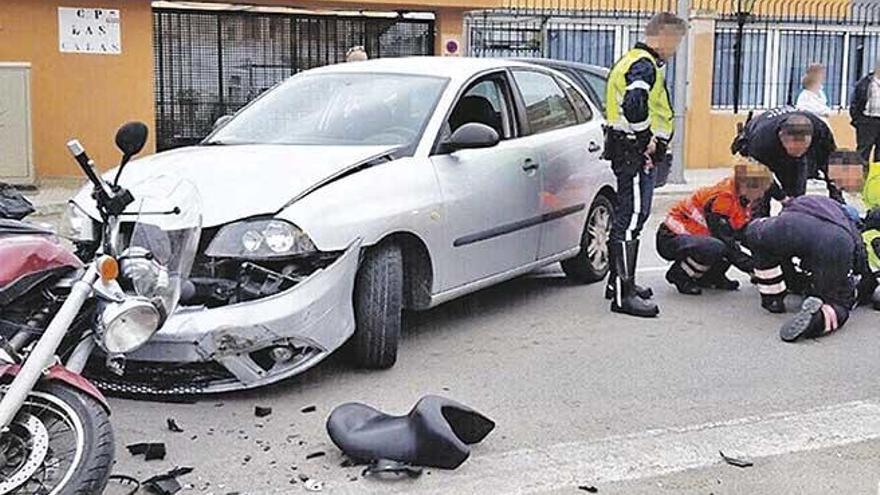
[{"xmin": 71, "ymin": 144, "xmax": 398, "ymax": 227}]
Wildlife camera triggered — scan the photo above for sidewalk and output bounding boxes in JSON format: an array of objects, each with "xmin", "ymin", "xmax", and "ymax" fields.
[{"xmin": 21, "ymin": 167, "xmax": 754, "ymax": 217}]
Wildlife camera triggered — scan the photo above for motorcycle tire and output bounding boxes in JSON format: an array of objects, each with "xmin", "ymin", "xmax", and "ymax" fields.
[{"xmin": 0, "ymin": 382, "xmax": 114, "ymax": 495}]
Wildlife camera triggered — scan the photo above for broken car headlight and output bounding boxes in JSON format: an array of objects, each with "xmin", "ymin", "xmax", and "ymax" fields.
[
  {"xmin": 98, "ymin": 297, "xmax": 161, "ymax": 354},
  {"xmin": 206, "ymin": 219, "xmax": 317, "ymax": 258}
]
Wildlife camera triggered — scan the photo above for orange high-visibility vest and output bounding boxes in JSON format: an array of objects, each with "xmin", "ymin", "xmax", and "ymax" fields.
[{"xmin": 664, "ymin": 177, "xmax": 751, "ymax": 236}]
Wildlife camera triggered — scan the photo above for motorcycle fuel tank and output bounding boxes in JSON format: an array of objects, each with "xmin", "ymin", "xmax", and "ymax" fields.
[{"xmin": 0, "ymin": 235, "xmax": 81, "ymax": 296}]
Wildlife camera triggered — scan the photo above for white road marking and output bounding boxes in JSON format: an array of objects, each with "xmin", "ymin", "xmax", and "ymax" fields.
[{"xmin": 331, "ymin": 399, "xmax": 880, "ymax": 494}]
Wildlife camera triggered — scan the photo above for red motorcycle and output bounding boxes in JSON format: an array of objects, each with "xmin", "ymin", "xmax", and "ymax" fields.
[{"xmin": 0, "ymin": 123, "xmax": 201, "ymax": 494}]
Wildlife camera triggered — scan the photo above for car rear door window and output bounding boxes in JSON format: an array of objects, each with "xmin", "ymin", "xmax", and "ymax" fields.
[
  {"xmin": 578, "ymin": 70, "xmax": 608, "ymax": 114},
  {"xmin": 512, "ymin": 70, "xmax": 579, "ymax": 135},
  {"xmin": 557, "ymin": 77, "xmax": 593, "ymax": 122}
]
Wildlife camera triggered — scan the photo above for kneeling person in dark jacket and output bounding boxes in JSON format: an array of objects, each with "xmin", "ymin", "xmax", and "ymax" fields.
[
  {"xmin": 657, "ymin": 162, "xmax": 773, "ymax": 294},
  {"xmin": 746, "ymin": 195, "xmax": 874, "ymax": 342}
]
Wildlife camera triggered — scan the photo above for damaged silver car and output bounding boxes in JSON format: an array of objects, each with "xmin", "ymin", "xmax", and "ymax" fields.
[{"xmin": 68, "ymin": 57, "xmax": 616, "ymax": 394}]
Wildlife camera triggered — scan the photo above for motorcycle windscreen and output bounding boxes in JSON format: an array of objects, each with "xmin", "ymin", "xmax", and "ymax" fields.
[{"xmin": 117, "ymin": 175, "xmax": 202, "ymax": 319}]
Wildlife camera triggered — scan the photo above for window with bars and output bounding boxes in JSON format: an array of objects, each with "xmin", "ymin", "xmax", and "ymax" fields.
[
  {"xmin": 849, "ymin": 34, "xmax": 880, "ymax": 93},
  {"xmin": 777, "ymin": 31, "xmax": 844, "ymax": 107},
  {"xmin": 712, "ymin": 27, "xmax": 880, "ymax": 109},
  {"xmin": 712, "ymin": 30, "xmax": 768, "ymax": 108}
]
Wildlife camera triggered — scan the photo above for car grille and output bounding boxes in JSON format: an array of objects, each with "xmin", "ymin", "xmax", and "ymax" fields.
[{"xmin": 84, "ymin": 359, "xmax": 235, "ymax": 398}]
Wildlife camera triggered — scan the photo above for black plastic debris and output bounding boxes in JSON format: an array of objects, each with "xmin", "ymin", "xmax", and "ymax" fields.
[
  {"xmin": 719, "ymin": 450, "xmax": 754, "ymax": 468},
  {"xmin": 306, "ymin": 451, "xmax": 326, "ymax": 460},
  {"xmin": 255, "ymin": 406, "xmax": 273, "ymax": 418},
  {"xmin": 362, "ymin": 459, "xmax": 423, "ymax": 479},
  {"xmin": 578, "ymin": 485, "xmax": 599, "ymax": 493},
  {"xmin": 167, "ymin": 418, "xmax": 184, "ymax": 433},
  {"xmin": 127, "ymin": 443, "xmax": 167, "ymax": 461},
  {"xmin": 142, "ymin": 467, "xmax": 194, "ymax": 495},
  {"xmin": 301, "ymin": 405, "xmax": 317, "ymax": 414}
]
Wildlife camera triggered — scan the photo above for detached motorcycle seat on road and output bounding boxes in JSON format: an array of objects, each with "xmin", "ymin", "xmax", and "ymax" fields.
[{"xmin": 326, "ymin": 395, "xmax": 495, "ymax": 469}]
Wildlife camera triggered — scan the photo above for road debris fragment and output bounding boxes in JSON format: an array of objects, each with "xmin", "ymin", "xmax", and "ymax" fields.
[
  {"xmin": 362, "ymin": 459, "xmax": 423, "ymax": 478},
  {"xmin": 578, "ymin": 485, "xmax": 599, "ymax": 493},
  {"xmin": 719, "ymin": 450, "xmax": 754, "ymax": 468},
  {"xmin": 299, "ymin": 474, "xmax": 324, "ymax": 492},
  {"xmin": 142, "ymin": 467, "xmax": 194, "ymax": 495},
  {"xmin": 255, "ymin": 405, "xmax": 273, "ymax": 418},
  {"xmin": 105, "ymin": 474, "xmax": 141, "ymax": 495},
  {"xmin": 301, "ymin": 405, "xmax": 317, "ymax": 413},
  {"xmin": 306, "ymin": 451, "xmax": 326, "ymax": 460},
  {"xmin": 127, "ymin": 442, "xmax": 167, "ymax": 461},
  {"xmin": 167, "ymin": 418, "xmax": 184, "ymax": 433}
]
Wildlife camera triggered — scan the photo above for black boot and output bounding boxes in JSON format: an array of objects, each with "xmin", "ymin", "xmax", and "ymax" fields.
[
  {"xmin": 665, "ymin": 262, "xmax": 702, "ymax": 295},
  {"xmin": 780, "ymin": 297, "xmax": 825, "ymax": 342},
  {"xmin": 605, "ymin": 263, "xmax": 654, "ymax": 300},
  {"xmin": 697, "ymin": 263, "xmax": 740, "ymax": 291},
  {"xmin": 761, "ymin": 293, "xmax": 787, "ymax": 314},
  {"xmin": 610, "ymin": 240, "xmax": 659, "ymax": 318}
]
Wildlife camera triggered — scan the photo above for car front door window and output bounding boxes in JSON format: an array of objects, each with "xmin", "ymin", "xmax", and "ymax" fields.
[
  {"xmin": 446, "ymin": 78, "xmax": 511, "ymax": 140},
  {"xmin": 512, "ymin": 70, "xmax": 580, "ymax": 135}
]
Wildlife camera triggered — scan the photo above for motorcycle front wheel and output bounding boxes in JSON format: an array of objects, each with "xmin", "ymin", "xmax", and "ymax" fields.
[{"xmin": 0, "ymin": 383, "xmax": 114, "ymax": 495}]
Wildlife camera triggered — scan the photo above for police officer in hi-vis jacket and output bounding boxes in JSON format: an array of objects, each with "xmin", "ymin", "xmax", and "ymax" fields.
[{"xmin": 604, "ymin": 13, "xmax": 687, "ymax": 318}]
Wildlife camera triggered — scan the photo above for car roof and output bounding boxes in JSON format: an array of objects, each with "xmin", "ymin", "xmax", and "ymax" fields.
[
  {"xmin": 514, "ymin": 58, "xmax": 609, "ymax": 77},
  {"xmin": 304, "ymin": 56, "xmax": 549, "ymax": 78}
]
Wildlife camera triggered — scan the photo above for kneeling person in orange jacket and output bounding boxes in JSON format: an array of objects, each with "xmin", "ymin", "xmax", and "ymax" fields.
[{"xmin": 656, "ymin": 163, "xmax": 774, "ymax": 294}]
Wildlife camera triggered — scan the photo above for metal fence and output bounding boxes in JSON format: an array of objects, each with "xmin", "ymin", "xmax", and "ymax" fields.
[
  {"xmin": 466, "ymin": 0, "xmax": 880, "ymax": 112},
  {"xmin": 153, "ymin": 8, "xmax": 435, "ymax": 150},
  {"xmin": 466, "ymin": 8, "xmax": 678, "ymax": 102}
]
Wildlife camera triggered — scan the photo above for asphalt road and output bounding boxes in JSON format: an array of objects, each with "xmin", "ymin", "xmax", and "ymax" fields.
[{"xmin": 96, "ymin": 195, "xmax": 880, "ymax": 495}]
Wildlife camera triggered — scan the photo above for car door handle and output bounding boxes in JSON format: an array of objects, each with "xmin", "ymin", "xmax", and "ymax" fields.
[
  {"xmin": 522, "ymin": 159, "xmax": 539, "ymax": 172},
  {"xmin": 588, "ymin": 141, "xmax": 602, "ymax": 153}
]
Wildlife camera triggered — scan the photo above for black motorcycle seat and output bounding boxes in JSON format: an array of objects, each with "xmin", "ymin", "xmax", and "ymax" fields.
[{"xmin": 326, "ymin": 395, "xmax": 495, "ymax": 469}]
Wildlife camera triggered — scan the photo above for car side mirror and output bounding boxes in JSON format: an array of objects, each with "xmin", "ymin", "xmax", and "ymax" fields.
[
  {"xmin": 444, "ymin": 123, "xmax": 500, "ymax": 152},
  {"xmin": 214, "ymin": 114, "xmax": 233, "ymax": 130}
]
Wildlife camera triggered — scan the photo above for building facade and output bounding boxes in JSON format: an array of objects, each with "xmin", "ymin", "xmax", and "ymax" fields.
[{"xmin": 0, "ymin": 0, "xmax": 878, "ymax": 180}]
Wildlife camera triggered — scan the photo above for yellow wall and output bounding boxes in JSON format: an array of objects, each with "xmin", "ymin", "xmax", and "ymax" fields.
[{"xmin": 0, "ymin": 0, "xmax": 155, "ymax": 178}]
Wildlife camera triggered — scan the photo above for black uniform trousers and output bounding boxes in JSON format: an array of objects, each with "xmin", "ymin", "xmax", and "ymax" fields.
[
  {"xmin": 610, "ymin": 157, "xmax": 655, "ymax": 243},
  {"xmin": 856, "ymin": 117, "xmax": 880, "ymax": 165},
  {"xmin": 656, "ymin": 224, "xmax": 729, "ymax": 278},
  {"xmin": 747, "ymin": 212, "xmax": 854, "ymax": 329}
]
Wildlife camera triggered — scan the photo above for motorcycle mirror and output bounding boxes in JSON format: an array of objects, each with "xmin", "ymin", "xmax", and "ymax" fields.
[
  {"xmin": 116, "ymin": 122, "xmax": 148, "ymax": 160},
  {"xmin": 114, "ymin": 122, "xmax": 148, "ymax": 185}
]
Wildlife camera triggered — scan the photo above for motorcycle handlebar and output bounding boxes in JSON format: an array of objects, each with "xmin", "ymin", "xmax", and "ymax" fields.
[{"xmin": 66, "ymin": 139, "xmax": 107, "ymax": 193}]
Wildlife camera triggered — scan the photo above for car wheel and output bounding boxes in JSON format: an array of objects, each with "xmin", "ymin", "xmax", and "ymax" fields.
[
  {"xmin": 561, "ymin": 194, "xmax": 614, "ymax": 283},
  {"xmin": 350, "ymin": 242, "xmax": 403, "ymax": 369}
]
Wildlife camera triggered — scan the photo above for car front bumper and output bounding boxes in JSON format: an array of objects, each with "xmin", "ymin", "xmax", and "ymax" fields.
[{"xmin": 88, "ymin": 240, "xmax": 361, "ymax": 395}]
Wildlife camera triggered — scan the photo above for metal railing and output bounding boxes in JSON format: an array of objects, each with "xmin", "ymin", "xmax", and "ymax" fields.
[{"xmin": 153, "ymin": 8, "xmax": 435, "ymax": 151}]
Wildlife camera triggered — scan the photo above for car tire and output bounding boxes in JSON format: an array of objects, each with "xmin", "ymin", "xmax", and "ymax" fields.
[
  {"xmin": 561, "ymin": 194, "xmax": 614, "ymax": 284},
  {"xmin": 351, "ymin": 242, "xmax": 403, "ymax": 369}
]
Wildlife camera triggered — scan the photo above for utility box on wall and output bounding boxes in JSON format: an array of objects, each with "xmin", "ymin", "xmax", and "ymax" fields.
[{"xmin": 0, "ymin": 63, "xmax": 34, "ymax": 184}]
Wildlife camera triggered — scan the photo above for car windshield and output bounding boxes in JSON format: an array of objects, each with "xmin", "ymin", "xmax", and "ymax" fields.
[{"xmin": 205, "ymin": 72, "xmax": 448, "ymax": 147}]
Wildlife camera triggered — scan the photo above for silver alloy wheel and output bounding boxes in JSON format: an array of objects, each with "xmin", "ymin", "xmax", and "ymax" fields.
[
  {"xmin": 0, "ymin": 389, "xmax": 86, "ymax": 495},
  {"xmin": 585, "ymin": 202, "xmax": 611, "ymax": 273}
]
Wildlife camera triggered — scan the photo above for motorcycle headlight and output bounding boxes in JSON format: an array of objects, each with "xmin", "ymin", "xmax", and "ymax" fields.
[
  {"xmin": 98, "ymin": 297, "xmax": 161, "ymax": 354},
  {"xmin": 63, "ymin": 201, "xmax": 97, "ymax": 241},
  {"xmin": 206, "ymin": 219, "xmax": 317, "ymax": 258}
]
